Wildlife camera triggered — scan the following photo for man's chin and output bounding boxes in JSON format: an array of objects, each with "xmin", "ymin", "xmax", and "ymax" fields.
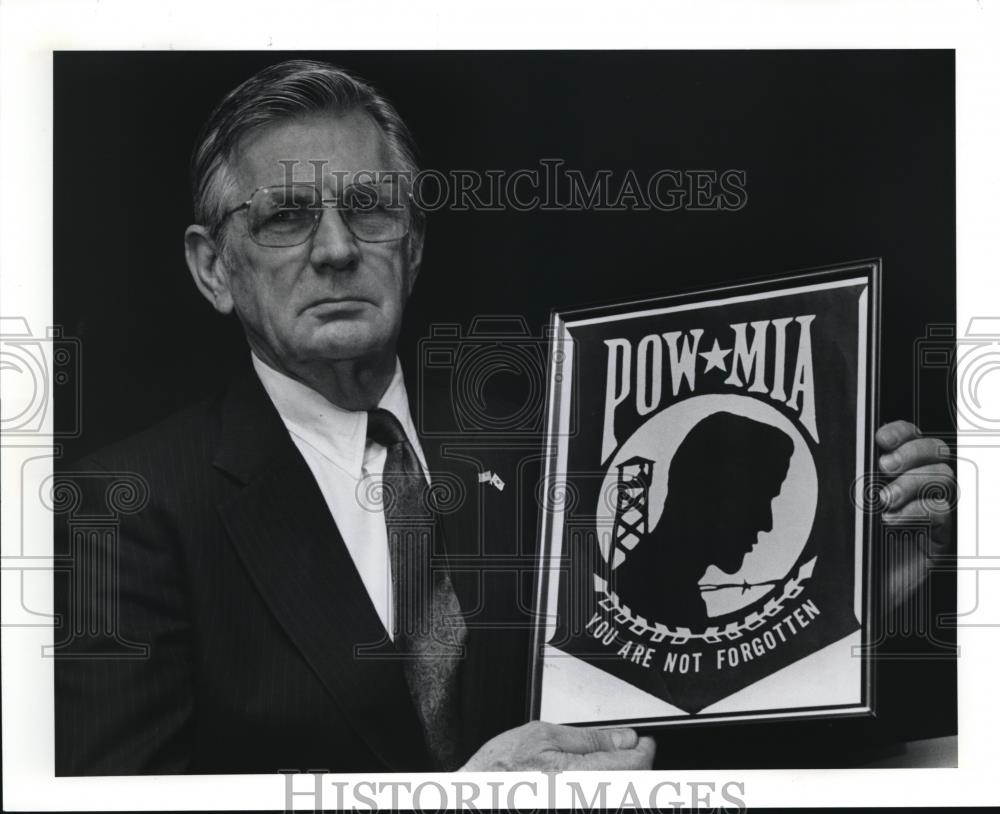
[
  {"xmin": 297, "ymin": 328, "xmax": 392, "ymax": 363},
  {"xmin": 717, "ymin": 555, "xmax": 750, "ymax": 576}
]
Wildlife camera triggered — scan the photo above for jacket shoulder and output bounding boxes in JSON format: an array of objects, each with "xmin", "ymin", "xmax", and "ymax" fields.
[{"xmin": 72, "ymin": 391, "xmax": 225, "ymax": 477}]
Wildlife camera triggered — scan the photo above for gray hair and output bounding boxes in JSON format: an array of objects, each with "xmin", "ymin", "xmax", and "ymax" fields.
[{"xmin": 190, "ymin": 59, "xmax": 425, "ymax": 250}]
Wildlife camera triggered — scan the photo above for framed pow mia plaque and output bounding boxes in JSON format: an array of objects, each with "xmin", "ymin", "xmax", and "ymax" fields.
[{"xmin": 531, "ymin": 261, "xmax": 881, "ymax": 727}]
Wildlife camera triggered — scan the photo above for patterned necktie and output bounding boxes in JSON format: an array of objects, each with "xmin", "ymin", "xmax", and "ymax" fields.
[{"xmin": 366, "ymin": 408, "xmax": 468, "ymax": 770}]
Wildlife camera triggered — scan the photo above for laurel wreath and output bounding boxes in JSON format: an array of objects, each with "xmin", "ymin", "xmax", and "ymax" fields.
[{"xmin": 593, "ymin": 555, "xmax": 818, "ymax": 644}]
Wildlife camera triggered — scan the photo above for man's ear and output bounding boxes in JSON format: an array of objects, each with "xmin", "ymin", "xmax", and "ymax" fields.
[{"xmin": 184, "ymin": 225, "xmax": 235, "ymax": 314}]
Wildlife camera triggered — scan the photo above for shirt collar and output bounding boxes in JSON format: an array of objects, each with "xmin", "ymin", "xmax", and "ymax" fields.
[{"xmin": 251, "ymin": 352, "xmax": 424, "ymax": 478}]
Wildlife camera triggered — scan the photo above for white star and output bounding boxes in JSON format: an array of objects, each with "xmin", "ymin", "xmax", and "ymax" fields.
[{"xmin": 700, "ymin": 339, "xmax": 732, "ymax": 373}]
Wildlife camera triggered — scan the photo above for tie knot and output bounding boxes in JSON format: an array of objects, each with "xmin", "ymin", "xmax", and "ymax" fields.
[{"xmin": 366, "ymin": 408, "xmax": 409, "ymax": 448}]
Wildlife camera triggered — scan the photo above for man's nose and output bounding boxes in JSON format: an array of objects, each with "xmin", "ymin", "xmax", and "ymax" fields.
[{"xmin": 309, "ymin": 206, "xmax": 361, "ymax": 270}]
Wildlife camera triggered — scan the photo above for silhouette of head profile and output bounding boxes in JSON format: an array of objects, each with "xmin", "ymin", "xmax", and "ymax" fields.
[{"xmin": 611, "ymin": 410, "xmax": 794, "ymax": 629}]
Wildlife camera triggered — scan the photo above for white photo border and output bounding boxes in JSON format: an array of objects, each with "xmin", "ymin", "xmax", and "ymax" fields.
[{"xmin": 2, "ymin": 0, "xmax": 997, "ymax": 810}]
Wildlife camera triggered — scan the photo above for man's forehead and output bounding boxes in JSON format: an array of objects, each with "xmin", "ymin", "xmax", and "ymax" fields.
[{"xmin": 230, "ymin": 110, "xmax": 396, "ymax": 190}]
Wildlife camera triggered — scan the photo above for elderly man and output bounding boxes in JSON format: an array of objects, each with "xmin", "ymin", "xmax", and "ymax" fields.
[{"xmin": 54, "ymin": 59, "xmax": 953, "ymax": 775}]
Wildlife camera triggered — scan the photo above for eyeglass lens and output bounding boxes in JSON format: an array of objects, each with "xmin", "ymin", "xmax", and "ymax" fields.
[{"xmin": 247, "ymin": 182, "xmax": 410, "ymax": 247}]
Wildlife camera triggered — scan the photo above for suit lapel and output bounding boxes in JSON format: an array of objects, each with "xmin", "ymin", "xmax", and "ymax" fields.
[{"xmin": 213, "ymin": 370, "xmax": 433, "ymax": 771}]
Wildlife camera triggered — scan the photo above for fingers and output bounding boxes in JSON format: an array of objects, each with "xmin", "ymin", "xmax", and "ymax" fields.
[
  {"xmin": 547, "ymin": 725, "xmax": 654, "ymax": 771},
  {"xmin": 875, "ymin": 423, "xmax": 955, "ymax": 553},
  {"xmin": 879, "ymin": 435, "xmax": 951, "ymax": 475},
  {"xmin": 460, "ymin": 722, "xmax": 654, "ymax": 772},
  {"xmin": 572, "ymin": 735, "xmax": 656, "ymax": 771},
  {"xmin": 546, "ymin": 724, "xmax": 638, "ymax": 755},
  {"xmin": 881, "ymin": 463, "xmax": 955, "ymax": 525},
  {"xmin": 876, "ymin": 420, "xmax": 921, "ymax": 452}
]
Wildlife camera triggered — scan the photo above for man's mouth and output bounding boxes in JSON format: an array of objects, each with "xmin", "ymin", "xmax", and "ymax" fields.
[{"xmin": 302, "ymin": 297, "xmax": 372, "ymax": 313}]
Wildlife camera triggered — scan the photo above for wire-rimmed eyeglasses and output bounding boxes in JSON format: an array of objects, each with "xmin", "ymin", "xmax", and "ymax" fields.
[{"xmin": 218, "ymin": 182, "xmax": 413, "ymax": 248}]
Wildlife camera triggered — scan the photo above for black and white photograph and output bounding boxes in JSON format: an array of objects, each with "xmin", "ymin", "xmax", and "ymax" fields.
[{"xmin": 2, "ymin": 1, "xmax": 998, "ymax": 811}]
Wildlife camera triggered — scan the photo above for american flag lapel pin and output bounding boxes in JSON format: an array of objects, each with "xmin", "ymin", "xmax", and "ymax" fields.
[{"xmin": 478, "ymin": 470, "xmax": 505, "ymax": 491}]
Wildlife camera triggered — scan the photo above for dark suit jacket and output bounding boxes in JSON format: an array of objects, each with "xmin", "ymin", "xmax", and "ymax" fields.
[{"xmin": 54, "ymin": 362, "xmax": 539, "ymax": 774}]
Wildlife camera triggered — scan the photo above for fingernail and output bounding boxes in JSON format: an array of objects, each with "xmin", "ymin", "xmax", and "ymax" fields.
[
  {"xmin": 612, "ymin": 729, "xmax": 634, "ymax": 749},
  {"xmin": 880, "ymin": 454, "xmax": 897, "ymax": 472}
]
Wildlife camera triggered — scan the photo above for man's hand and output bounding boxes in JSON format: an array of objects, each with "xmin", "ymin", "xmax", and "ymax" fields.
[
  {"xmin": 460, "ymin": 721, "xmax": 655, "ymax": 771},
  {"xmin": 877, "ymin": 420, "xmax": 954, "ymax": 548},
  {"xmin": 876, "ymin": 420, "xmax": 955, "ymax": 605}
]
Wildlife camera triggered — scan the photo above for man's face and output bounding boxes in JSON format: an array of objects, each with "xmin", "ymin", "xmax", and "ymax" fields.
[
  {"xmin": 703, "ymin": 457, "xmax": 789, "ymax": 575},
  {"xmin": 218, "ymin": 111, "xmax": 418, "ymax": 372}
]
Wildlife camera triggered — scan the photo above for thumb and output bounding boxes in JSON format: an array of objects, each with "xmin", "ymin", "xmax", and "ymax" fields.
[
  {"xmin": 609, "ymin": 728, "xmax": 639, "ymax": 749},
  {"xmin": 549, "ymin": 725, "xmax": 638, "ymax": 754}
]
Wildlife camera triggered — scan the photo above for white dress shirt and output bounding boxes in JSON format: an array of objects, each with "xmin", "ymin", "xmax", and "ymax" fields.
[{"xmin": 252, "ymin": 353, "xmax": 429, "ymax": 640}]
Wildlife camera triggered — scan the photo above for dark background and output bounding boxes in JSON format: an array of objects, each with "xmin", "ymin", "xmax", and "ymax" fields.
[{"xmin": 54, "ymin": 50, "xmax": 956, "ymax": 764}]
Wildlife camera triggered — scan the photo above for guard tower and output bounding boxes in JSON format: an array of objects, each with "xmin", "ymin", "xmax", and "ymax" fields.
[{"xmin": 611, "ymin": 455, "xmax": 654, "ymax": 569}]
